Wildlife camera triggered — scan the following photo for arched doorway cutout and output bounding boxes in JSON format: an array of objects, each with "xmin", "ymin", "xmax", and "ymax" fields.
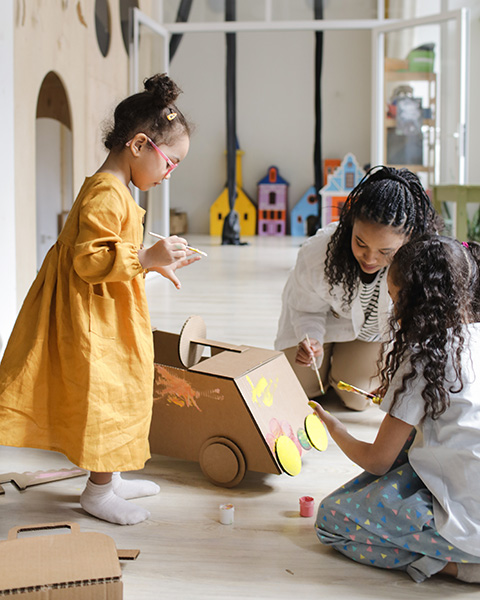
[{"xmin": 35, "ymin": 71, "xmax": 73, "ymax": 269}]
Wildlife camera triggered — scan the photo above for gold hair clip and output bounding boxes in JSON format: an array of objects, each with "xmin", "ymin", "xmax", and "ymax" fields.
[{"xmin": 167, "ymin": 111, "xmax": 177, "ymax": 121}]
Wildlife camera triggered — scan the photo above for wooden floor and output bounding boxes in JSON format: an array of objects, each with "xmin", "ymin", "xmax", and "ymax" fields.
[{"xmin": 0, "ymin": 235, "xmax": 469, "ymax": 598}]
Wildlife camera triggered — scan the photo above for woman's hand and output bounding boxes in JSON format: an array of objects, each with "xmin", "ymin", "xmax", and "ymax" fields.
[
  {"xmin": 150, "ymin": 252, "xmax": 201, "ymax": 289},
  {"xmin": 296, "ymin": 337, "xmax": 323, "ymax": 367},
  {"xmin": 138, "ymin": 235, "xmax": 189, "ymax": 271}
]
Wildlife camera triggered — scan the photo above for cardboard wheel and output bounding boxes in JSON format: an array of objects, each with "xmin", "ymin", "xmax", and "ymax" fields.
[
  {"xmin": 199, "ymin": 436, "xmax": 246, "ymax": 488},
  {"xmin": 275, "ymin": 435, "xmax": 302, "ymax": 476},
  {"xmin": 304, "ymin": 413, "xmax": 328, "ymax": 451},
  {"xmin": 178, "ymin": 315, "xmax": 207, "ymax": 368}
]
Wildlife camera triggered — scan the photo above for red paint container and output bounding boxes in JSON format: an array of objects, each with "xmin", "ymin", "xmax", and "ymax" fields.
[{"xmin": 299, "ymin": 495, "xmax": 315, "ymax": 517}]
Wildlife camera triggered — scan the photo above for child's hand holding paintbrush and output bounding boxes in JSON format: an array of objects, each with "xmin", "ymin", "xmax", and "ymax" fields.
[{"xmin": 138, "ymin": 233, "xmax": 202, "ymax": 290}]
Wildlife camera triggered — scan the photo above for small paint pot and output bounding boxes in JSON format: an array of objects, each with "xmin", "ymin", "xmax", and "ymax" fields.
[
  {"xmin": 219, "ymin": 503, "xmax": 234, "ymax": 525},
  {"xmin": 299, "ymin": 496, "xmax": 315, "ymax": 517}
]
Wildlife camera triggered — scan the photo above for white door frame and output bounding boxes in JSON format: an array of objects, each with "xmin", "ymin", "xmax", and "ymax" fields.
[
  {"xmin": 371, "ymin": 8, "xmax": 469, "ymax": 184},
  {"xmin": 129, "ymin": 8, "xmax": 171, "ymax": 236}
]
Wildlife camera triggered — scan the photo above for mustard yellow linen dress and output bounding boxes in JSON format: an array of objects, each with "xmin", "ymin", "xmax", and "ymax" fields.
[{"xmin": 0, "ymin": 173, "xmax": 154, "ymax": 472}]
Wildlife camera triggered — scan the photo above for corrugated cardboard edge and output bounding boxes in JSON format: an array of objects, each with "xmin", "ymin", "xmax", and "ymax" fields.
[{"xmin": 0, "ymin": 522, "xmax": 136, "ymax": 596}]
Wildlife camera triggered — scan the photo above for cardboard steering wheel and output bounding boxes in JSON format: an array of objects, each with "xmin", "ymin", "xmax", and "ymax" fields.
[{"xmin": 178, "ymin": 315, "xmax": 207, "ymax": 368}]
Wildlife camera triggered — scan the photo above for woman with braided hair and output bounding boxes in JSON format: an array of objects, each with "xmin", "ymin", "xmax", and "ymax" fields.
[{"xmin": 275, "ymin": 166, "xmax": 439, "ymax": 410}]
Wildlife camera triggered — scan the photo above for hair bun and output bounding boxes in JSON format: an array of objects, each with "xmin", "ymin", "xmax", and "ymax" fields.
[{"xmin": 143, "ymin": 73, "xmax": 182, "ymax": 106}]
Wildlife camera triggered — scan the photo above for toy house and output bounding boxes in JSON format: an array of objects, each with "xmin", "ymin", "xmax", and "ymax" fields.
[
  {"xmin": 320, "ymin": 153, "xmax": 365, "ymax": 226},
  {"xmin": 257, "ymin": 166, "xmax": 289, "ymax": 236},
  {"xmin": 210, "ymin": 148, "xmax": 257, "ymax": 237},
  {"xmin": 290, "ymin": 186, "xmax": 319, "ymax": 237},
  {"xmin": 289, "ymin": 159, "xmax": 341, "ymax": 237},
  {"xmin": 149, "ymin": 316, "xmax": 327, "ymax": 488},
  {"xmin": 323, "ymin": 158, "xmax": 341, "ymax": 185}
]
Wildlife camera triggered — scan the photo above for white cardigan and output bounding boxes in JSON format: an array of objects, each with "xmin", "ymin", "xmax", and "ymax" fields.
[{"xmin": 274, "ymin": 221, "xmax": 392, "ymax": 350}]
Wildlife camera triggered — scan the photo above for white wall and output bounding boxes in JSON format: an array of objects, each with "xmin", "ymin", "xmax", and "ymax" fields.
[
  {"xmin": 0, "ymin": 0, "xmax": 16, "ymax": 355},
  {"xmin": 36, "ymin": 118, "xmax": 73, "ymax": 269},
  {"xmin": 13, "ymin": 1, "xmax": 132, "ymax": 305},
  {"xmin": 166, "ymin": 1, "xmax": 375, "ymax": 234},
  {"xmin": 159, "ymin": 0, "xmax": 480, "ymax": 233}
]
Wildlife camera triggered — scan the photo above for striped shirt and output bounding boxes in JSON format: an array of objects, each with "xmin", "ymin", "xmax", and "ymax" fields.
[{"xmin": 357, "ymin": 267, "xmax": 387, "ymax": 342}]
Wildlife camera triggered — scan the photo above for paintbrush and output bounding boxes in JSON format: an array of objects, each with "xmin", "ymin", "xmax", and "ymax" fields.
[
  {"xmin": 337, "ymin": 380, "xmax": 382, "ymax": 405},
  {"xmin": 148, "ymin": 231, "xmax": 208, "ymax": 257},
  {"xmin": 305, "ymin": 334, "xmax": 325, "ymax": 395}
]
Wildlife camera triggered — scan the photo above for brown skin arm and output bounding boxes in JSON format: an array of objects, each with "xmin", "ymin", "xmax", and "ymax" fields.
[{"xmin": 311, "ymin": 403, "xmax": 413, "ymax": 476}]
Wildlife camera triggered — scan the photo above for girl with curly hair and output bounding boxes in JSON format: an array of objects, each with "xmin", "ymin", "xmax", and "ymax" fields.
[
  {"xmin": 313, "ymin": 235, "xmax": 480, "ymax": 583},
  {"xmin": 0, "ymin": 74, "xmax": 200, "ymax": 525},
  {"xmin": 275, "ymin": 166, "xmax": 439, "ymax": 409}
]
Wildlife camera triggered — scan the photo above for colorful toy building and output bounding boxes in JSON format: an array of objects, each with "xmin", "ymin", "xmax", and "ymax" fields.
[
  {"xmin": 257, "ymin": 166, "xmax": 289, "ymax": 236},
  {"xmin": 290, "ymin": 186, "xmax": 319, "ymax": 237},
  {"xmin": 320, "ymin": 153, "xmax": 365, "ymax": 227},
  {"xmin": 210, "ymin": 148, "xmax": 257, "ymax": 237}
]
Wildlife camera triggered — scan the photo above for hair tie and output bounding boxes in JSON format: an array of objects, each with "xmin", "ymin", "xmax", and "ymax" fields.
[
  {"xmin": 462, "ymin": 241, "xmax": 469, "ymax": 248},
  {"xmin": 167, "ymin": 110, "xmax": 177, "ymax": 121}
]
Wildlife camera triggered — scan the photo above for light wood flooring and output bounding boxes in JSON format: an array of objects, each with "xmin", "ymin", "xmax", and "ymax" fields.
[{"xmin": 0, "ymin": 235, "xmax": 471, "ymax": 598}]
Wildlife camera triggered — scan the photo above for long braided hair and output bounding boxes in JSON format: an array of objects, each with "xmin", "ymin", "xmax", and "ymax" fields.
[
  {"xmin": 380, "ymin": 235, "xmax": 480, "ymax": 420},
  {"xmin": 324, "ymin": 166, "xmax": 439, "ymax": 306}
]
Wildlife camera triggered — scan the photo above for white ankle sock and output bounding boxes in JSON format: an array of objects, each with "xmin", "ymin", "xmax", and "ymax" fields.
[
  {"xmin": 111, "ymin": 472, "xmax": 160, "ymax": 500},
  {"xmin": 456, "ymin": 563, "xmax": 480, "ymax": 584},
  {"xmin": 80, "ymin": 479, "xmax": 150, "ymax": 525}
]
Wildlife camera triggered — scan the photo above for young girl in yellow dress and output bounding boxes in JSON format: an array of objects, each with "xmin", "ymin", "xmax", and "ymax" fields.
[{"xmin": 0, "ymin": 74, "xmax": 200, "ymax": 525}]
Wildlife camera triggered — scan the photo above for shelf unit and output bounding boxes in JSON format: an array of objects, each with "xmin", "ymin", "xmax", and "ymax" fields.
[{"xmin": 384, "ymin": 70, "xmax": 437, "ymax": 187}]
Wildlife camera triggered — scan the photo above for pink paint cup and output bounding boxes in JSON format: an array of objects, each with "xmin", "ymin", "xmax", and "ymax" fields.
[{"xmin": 299, "ymin": 495, "xmax": 315, "ymax": 517}]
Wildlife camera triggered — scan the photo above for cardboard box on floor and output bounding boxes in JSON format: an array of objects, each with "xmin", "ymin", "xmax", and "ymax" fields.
[
  {"xmin": 150, "ymin": 316, "xmax": 327, "ymax": 487},
  {"xmin": 0, "ymin": 522, "xmax": 138, "ymax": 598}
]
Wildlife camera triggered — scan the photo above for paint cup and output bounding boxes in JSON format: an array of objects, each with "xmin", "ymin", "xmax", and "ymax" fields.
[
  {"xmin": 219, "ymin": 503, "xmax": 234, "ymax": 525},
  {"xmin": 299, "ymin": 496, "xmax": 315, "ymax": 517}
]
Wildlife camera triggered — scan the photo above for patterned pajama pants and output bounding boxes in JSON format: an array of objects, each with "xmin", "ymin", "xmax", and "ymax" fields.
[{"xmin": 315, "ymin": 436, "xmax": 480, "ymax": 582}]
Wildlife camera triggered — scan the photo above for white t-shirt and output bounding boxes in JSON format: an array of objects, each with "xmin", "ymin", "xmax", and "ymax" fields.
[{"xmin": 380, "ymin": 322, "xmax": 480, "ymax": 557}]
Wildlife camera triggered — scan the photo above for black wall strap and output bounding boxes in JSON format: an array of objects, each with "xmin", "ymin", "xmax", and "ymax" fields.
[
  {"xmin": 313, "ymin": 0, "xmax": 324, "ymax": 233},
  {"xmin": 169, "ymin": 0, "xmax": 193, "ymax": 61}
]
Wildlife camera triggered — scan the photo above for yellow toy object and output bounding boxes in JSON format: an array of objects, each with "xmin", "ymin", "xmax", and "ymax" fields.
[
  {"xmin": 337, "ymin": 381, "xmax": 382, "ymax": 405},
  {"xmin": 304, "ymin": 413, "xmax": 328, "ymax": 451},
  {"xmin": 275, "ymin": 436, "xmax": 302, "ymax": 477},
  {"xmin": 210, "ymin": 149, "xmax": 257, "ymax": 236}
]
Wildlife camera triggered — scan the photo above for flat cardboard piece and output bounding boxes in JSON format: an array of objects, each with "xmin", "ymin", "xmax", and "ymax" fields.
[
  {"xmin": 0, "ymin": 522, "xmax": 124, "ymax": 598},
  {"xmin": 150, "ymin": 318, "xmax": 318, "ymax": 486},
  {"xmin": 190, "ymin": 346, "xmax": 281, "ymax": 379},
  {"xmin": 0, "ymin": 467, "xmax": 87, "ymax": 495}
]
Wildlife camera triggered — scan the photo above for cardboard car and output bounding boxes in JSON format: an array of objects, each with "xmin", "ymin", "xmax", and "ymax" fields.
[{"xmin": 150, "ymin": 316, "xmax": 327, "ymax": 487}]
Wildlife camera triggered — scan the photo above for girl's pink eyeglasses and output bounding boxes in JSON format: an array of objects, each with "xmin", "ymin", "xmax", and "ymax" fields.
[
  {"xmin": 126, "ymin": 135, "xmax": 178, "ymax": 176},
  {"xmin": 145, "ymin": 136, "xmax": 178, "ymax": 176}
]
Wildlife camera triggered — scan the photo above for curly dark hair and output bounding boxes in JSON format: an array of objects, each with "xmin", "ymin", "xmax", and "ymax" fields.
[
  {"xmin": 103, "ymin": 73, "xmax": 192, "ymax": 151},
  {"xmin": 379, "ymin": 235, "xmax": 480, "ymax": 420},
  {"xmin": 325, "ymin": 166, "xmax": 440, "ymax": 306}
]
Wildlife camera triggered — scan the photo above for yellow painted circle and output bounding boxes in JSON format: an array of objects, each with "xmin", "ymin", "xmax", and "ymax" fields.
[
  {"xmin": 275, "ymin": 435, "xmax": 302, "ymax": 477},
  {"xmin": 305, "ymin": 414, "xmax": 328, "ymax": 451}
]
